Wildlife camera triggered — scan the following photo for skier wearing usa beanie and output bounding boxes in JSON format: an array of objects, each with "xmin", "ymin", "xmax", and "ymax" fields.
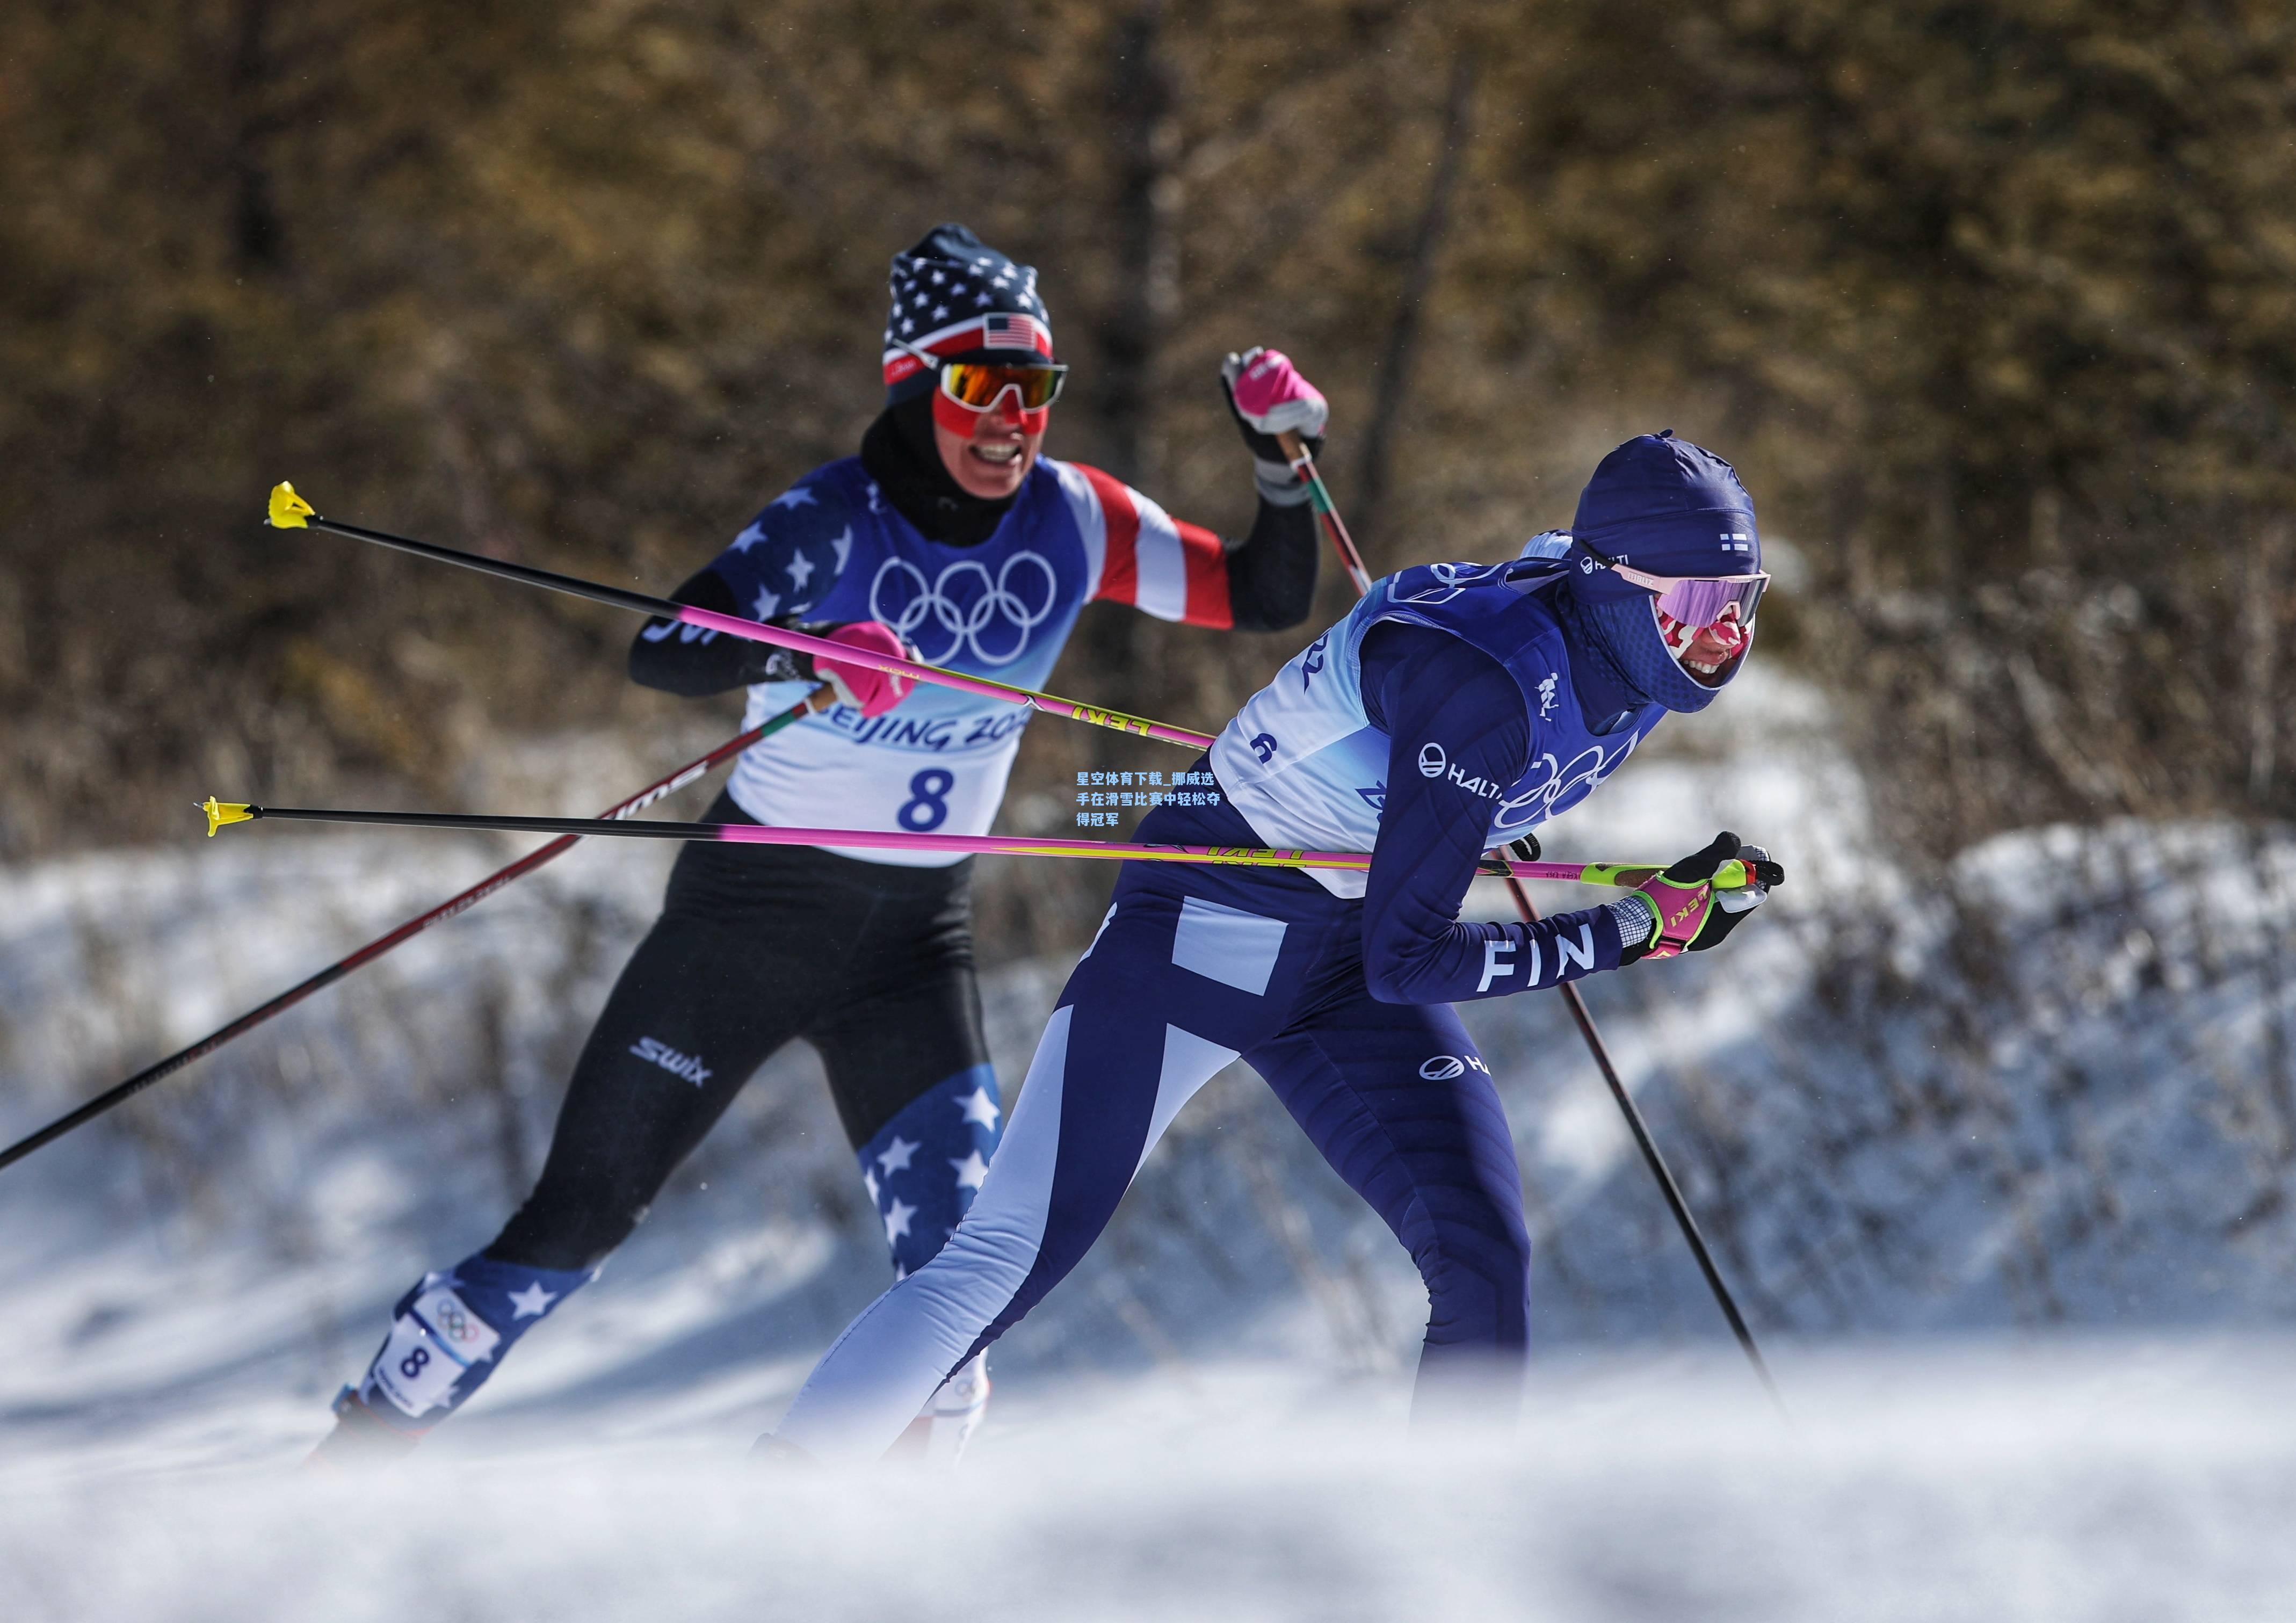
[
  {"xmin": 866, "ymin": 222, "xmax": 1061, "ymax": 541},
  {"xmin": 1555, "ymin": 430, "xmax": 1763, "ymax": 729}
]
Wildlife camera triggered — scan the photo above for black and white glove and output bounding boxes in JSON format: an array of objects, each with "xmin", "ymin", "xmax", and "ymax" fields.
[{"xmin": 1221, "ymin": 347, "xmax": 1329, "ymax": 507}]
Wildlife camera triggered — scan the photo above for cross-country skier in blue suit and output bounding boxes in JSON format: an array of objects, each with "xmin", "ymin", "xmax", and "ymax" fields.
[
  {"xmin": 310, "ymin": 224, "xmax": 1331, "ymax": 1466},
  {"xmin": 761, "ymin": 431, "xmax": 1783, "ymax": 1462}
]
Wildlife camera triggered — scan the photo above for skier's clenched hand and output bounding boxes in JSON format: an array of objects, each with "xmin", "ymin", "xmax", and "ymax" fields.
[
  {"xmin": 1221, "ymin": 347, "xmax": 1328, "ymax": 506},
  {"xmin": 810, "ymin": 620, "xmax": 921, "ymax": 718},
  {"xmin": 1619, "ymin": 832, "xmax": 1785, "ymax": 963}
]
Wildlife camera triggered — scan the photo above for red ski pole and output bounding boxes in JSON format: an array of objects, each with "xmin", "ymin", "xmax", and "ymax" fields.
[
  {"xmin": 1276, "ymin": 430, "xmax": 1373, "ymax": 597},
  {"xmin": 0, "ymin": 687, "xmax": 831, "ymax": 1176}
]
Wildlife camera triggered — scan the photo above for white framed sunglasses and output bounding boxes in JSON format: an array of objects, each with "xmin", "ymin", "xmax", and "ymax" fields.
[{"xmin": 896, "ymin": 338, "xmax": 1068, "ymax": 414}]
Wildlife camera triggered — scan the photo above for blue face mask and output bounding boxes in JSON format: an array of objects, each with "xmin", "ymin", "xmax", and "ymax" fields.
[
  {"xmin": 1512, "ymin": 528, "xmax": 1730, "ymax": 722},
  {"xmin": 1558, "ymin": 588, "xmax": 1725, "ymax": 716}
]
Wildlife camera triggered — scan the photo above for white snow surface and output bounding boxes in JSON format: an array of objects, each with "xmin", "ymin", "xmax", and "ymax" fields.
[
  {"xmin": 5, "ymin": 669, "xmax": 2296, "ymax": 1614},
  {"xmin": 8, "ymin": 1342, "xmax": 2296, "ymax": 1621}
]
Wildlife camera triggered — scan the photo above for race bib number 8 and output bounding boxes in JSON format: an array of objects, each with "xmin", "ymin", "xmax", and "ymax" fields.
[
  {"xmin": 368, "ymin": 1284, "xmax": 500, "ymax": 1417},
  {"xmin": 897, "ymin": 769, "xmax": 956, "ymax": 832}
]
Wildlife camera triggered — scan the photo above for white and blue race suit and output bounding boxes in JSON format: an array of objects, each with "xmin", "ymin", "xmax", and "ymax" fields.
[{"xmin": 1212, "ymin": 559, "xmax": 1665, "ymax": 895}]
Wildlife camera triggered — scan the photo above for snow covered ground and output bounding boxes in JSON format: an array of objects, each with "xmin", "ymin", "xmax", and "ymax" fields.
[
  {"xmin": 5, "ymin": 1343, "xmax": 2295, "ymax": 1620},
  {"xmin": 5, "ymin": 668, "xmax": 2296, "ymax": 1614}
]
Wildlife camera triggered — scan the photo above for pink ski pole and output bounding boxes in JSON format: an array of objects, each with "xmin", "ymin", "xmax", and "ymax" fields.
[{"xmin": 198, "ymin": 797, "xmax": 1773, "ymax": 891}]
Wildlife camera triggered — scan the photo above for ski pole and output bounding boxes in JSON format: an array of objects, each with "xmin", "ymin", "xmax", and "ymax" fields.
[
  {"xmin": 1276, "ymin": 430, "xmax": 1373, "ymax": 597},
  {"xmin": 0, "ymin": 689, "xmax": 832, "ymax": 1177},
  {"xmin": 194, "ymin": 798, "xmax": 1771, "ymax": 889},
  {"xmin": 265, "ymin": 483, "xmax": 1218, "ymax": 753},
  {"xmin": 1306, "ymin": 452, "xmax": 1783, "ymax": 1406},
  {"xmin": 1504, "ymin": 840, "xmax": 1783, "ymax": 1414}
]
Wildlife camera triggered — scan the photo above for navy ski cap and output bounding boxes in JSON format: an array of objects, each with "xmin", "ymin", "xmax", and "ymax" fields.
[
  {"xmin": 880, "ymin": 223, "xmax": 1054, "ymax": 402},
  {"xmin": 1568, "ymin": 431, "xmax": 1760, "ymax": 593}
]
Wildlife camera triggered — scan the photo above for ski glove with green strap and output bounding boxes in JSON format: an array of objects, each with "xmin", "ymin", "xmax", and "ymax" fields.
[{"xmin": 1616, "ymin": 831, "xmax": 1783, "ymax": 964}]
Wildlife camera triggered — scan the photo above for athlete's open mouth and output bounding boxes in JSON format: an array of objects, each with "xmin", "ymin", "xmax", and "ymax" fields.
[
  {"xmin": 1657, "ymin": 603, "xmax": 1751, "ymax": 686},
  {"xmin": 969, "ymin": 440, "xmax": 1024, "ymax": 467}
]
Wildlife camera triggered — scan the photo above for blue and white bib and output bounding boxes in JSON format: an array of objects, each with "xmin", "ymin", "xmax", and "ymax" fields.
[{"xmin": 1210, "ymin": 561, "xmax": 1666, "ymax": 897}]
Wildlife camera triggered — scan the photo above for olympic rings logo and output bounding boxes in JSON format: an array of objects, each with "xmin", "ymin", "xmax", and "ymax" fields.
[
  {"xmin": 869, "ymin": 551, "xmax": 1059, "ymax": 667},
  {"xmin": 1492, "ymin": 738, "xmax": 1640, "ymax": 830},
  {"xmin": 1395, "ymin": 560, "xmax": 1505, "ymax": 606},
  {"xmin": 430, "ymin": 1302, "xmax": 482, "ymax": 1344}
]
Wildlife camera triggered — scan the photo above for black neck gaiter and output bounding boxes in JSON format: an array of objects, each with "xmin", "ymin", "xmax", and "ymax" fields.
[{"xmin": 859, "ymin": 394, "xmax": 1019, "ymax": 548}]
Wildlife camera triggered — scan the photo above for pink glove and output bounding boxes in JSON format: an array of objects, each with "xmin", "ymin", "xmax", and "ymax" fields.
[
  {"xmin": 815, "ymin": 621, "xmax": 916, "ymax": 718},
  {"xmin": 1221, "ymin": 347, "xmax": 1329, "ymax": 439},
  {"xmin": 1221, "ymin": 348, "xmax": 1329, "ymax": 505}
]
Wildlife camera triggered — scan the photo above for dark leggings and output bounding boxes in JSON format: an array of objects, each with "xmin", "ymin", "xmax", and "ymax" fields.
[{"xmin": 487, "ymin": 792, "xmax": 990, "ymax": 1272}]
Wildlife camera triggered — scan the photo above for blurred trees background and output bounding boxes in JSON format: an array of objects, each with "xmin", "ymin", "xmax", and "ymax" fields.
[{"xmin": 5, "ymin": 0, "xmax": 2295, "ymax": 944}]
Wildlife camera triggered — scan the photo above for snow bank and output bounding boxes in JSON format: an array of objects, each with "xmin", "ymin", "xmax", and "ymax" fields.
[{"xmin": 3, "ymin": 1343, "xmax": 2292, "ymax": 1621}]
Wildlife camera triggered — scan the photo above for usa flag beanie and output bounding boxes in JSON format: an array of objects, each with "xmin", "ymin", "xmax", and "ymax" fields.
[{"xmin": 880, "ymin": 223, "xmax": 1055, "ymax": 403}]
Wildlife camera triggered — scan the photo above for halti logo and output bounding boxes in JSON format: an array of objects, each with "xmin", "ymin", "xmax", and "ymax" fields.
[
  {"xmin": 1537, "ymin": 673, "xmax": 1559, "ymax": 719},
  {"xmin": 1418, "ymin": 1054, "xmax": 1491, "ymax": 1081},
  {"xmin": 1447, "ymin": 764, "xmax": 1502, "ymax": 800},
  {"xmin": 630, "ymin": 1037, "xmax": 711, "ymax": 1088},
  {"xmin": 1418, "ymin": 742, "xmax": 1447, "ymax": 778}
]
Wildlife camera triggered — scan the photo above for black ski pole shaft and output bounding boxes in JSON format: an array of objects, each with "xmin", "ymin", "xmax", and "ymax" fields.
[
  {"xmin": 0, "ymin": 693, "xmax": 824, "ymax": 1176},
  {"xmin": 301, "ymin": 512, "xmax": 676, "ymax": 620},
  {"xmin": 262, "ymin": 482, "xmax": 1220, "ymax": 753},
  {"xmin": 1500, "ymin": 860, "xmax": 1783, "ymax": 1412}
]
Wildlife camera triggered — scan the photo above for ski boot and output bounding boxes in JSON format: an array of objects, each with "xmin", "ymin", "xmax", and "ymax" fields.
[{"xmin": 303, "ymin": 1385, "xmax": 424, "ymax": 1473}]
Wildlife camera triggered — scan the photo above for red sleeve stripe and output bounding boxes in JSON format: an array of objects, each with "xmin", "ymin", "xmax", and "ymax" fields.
[
  {"xmin": 1175, "ymin": 517, "xmax": 1233, "ymax": 628},
  {"xmin": 1071, "ymin": 463, "xmax": 1234, "ymax": 628},
  {"xmin": 1079, "ymin": 463, "xmax": 1141, "ymax": 608}
]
